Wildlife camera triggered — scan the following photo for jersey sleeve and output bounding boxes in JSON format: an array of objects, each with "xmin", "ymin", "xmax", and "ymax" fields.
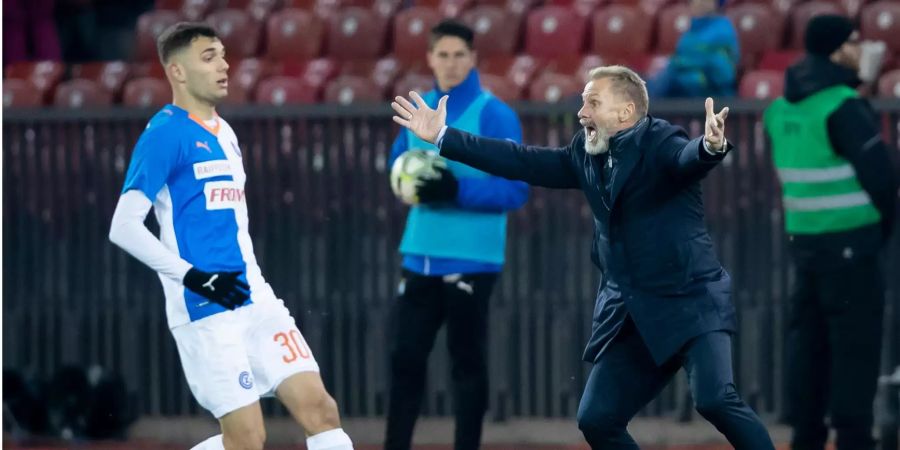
[{"xmin": 122, "ymin": 129, "xmax": 182, "ymax": 200}]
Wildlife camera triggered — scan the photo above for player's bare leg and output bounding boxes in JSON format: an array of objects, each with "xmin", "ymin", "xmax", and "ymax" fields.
[
  {"xmin": 218, "ymin": 401, "xmax": 266, "ymax": 450},
  {"xmin": 277, "ymin": 371, "xmax": 353, "ymax": 449}
]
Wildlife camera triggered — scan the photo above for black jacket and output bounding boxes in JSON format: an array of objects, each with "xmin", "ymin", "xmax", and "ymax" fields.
[
  {"xmin": 440, "ymin": 117, "xmax": 735, "ymax": 365},
  {"xmin": 780, "ymin": 55, "xmax": 899, "ymax": 267}
]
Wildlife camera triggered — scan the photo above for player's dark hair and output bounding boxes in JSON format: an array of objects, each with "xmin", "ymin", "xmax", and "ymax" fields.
[
  {"xmin": 156, "ymin": 22, "xmax": 220, "ymax": 64},
  {"xmin": 428, "ymin": 19, "xmax": 474, "ymax": 50}
]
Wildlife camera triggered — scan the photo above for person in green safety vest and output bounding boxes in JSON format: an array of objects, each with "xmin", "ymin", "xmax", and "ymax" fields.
[{"xmin": 763, "ymin": 14, "xmax": 899, "ymax": 450}]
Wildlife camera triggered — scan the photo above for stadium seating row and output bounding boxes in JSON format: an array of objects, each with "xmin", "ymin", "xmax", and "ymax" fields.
[{"xmin": 4, "ymin": 57, "xmax": 900, "ymax": 108}]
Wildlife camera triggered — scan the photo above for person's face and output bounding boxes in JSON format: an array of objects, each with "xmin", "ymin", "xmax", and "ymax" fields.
[
  {"xmin": 427, "ymin": 36, "xmax": 476, "ymax": 92},
  {"xmin": 831, "ymin": 31, "xmax": 862, "ymax": 72},
  {"xmin": 168, "ymin": 36, "xmax": 229, "ymax": 104},
  {"xmin": 689, "ymin": 0, "xmax": 718, "ymax": 16},
  {"xmin": 577, "ymin": 78, "xmax": 634, "ymax": 155}
]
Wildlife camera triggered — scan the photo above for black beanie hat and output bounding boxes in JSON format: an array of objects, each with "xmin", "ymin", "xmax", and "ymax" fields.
[{"xmin": 804, "ymin": 15, "xmax": 855, "ymax": 56}]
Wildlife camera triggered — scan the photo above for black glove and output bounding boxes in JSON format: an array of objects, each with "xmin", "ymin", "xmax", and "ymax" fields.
[
  {"xmin": 416, "ymin": 165, "xmax": 458, "ymax": 204},
  {"xmin": 183, "ymin": 268, "xmax": 250, "ymax": 310}
]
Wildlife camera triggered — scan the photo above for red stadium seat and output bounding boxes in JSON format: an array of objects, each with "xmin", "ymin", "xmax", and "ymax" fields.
[
  {"xmin": 393, "ymin": 72, "xmax": 434, "ymax": 98},
  {"xmin": 838, "ymin": 0, "xmax": 874, "ymax": 18},
  {"xmin": 437, "ymin": 0, "xmax": 474, "ymax": 17},
  {"xmin": 123, "ymin": 78, "xmax": 171, "ymax": 107},
  {"xmin": 3, "ymin": 79, "xmax": 44, "ymax": 108},
  {"xmin": 226, "ymin": 58, "xmax": 271, "ymax": 104},
  {"xmin": 182, "ymin": 0, "xmax": 222, "ymax": 21},
  {"xmin": 591, "ymin": 5, "xmax": 652, "ymax": 58},
  {"xmin": 327, "ymin": 7, "xmax": 388, "ymax": 59},
  {"xmin": 656, "ymin": 4, "xmax": 691, "ymax": 54},
  {"xmin": 53, "ymin": 79, "xmax": 113, "ymax": 108},
  {"xmin": 756, "ymin": 50, "xmax": 802, "ymax": 71},
  {"xmin": 393, "ymin": 7, "xmax": 442, "ymax": 63},
  {"xmin": 207, "ymin": 9, "xmax": 262, "ymax": 58},
  {"xmin": 878, "ymin": 69, "xmax": 900, "ymax": 98},
  {"xmin": 265, "ymin": 8, "xmax": 325, "ymax": 60},
  {"xmin": 155, "ymin": 0, "xmax": 183, "ymax": 10},
  {"xmin": 576, "ymin": 54, "xmax": 606, "ymax": 84},
  {"xmin": 525, "ymin": 6, "xmax": 587, "ymax": 59},
  {"xmin": 528, "ymin": 72, "xmax": 581, "ymax": 102},
  {"xmin": 70, "ymin": 61, "xmax": 131, "ymax": 99},
  {"xmin": 255, "ymin": 76, "xmax": 319, "ymax": 104},
  {"xmin": 132, "ymin": 62, "xmax": 168, "ymax": 80},
  {"xmin": 788, "ymin": 2, "xmax": 844, "ymax": 49},
  {"xmin": 726, "ymin": 3, "xmax": 783, "ymax": 60},
  {"xmin": 480, "ymin": 73, "xmax": 522, "ymax": 101},
  {"xmin": 861, "ymin": 1, "xmax": 900, "ymax": 53},
  {"xmin": 136, "ymin": 10, "xmax": 183, "ymax": 61},
  {"xmin": 548, "ymin": 0, "xmax": 606, "ymax": 16},
  {"xmin": 342, "ymin": 56, "xmax": 405, "ymax": 93},
  {"xmin": 324, "ymin": 75, "xmax": 384, "ymax": 104},
  {"xmin": 245, "ymin": 0, "xmax": 281, "ymax": 22},
  {"xmin": 5, "ymin": 61, "xmax": 65, "ymax": 103},
  {"xmin": 479, "ymin": 54, "xmax": 544, "ymax": 93},
  {"xmin": 738, "ymin": 70, "xmax": 784, "ymax": 98},
  {"xmin": 460, "ymin": 5, "xmax": 522, "ymax": 57},
  {"xmin": 371, "ymin": 0, "xmax": 402, "ymax": 18}
]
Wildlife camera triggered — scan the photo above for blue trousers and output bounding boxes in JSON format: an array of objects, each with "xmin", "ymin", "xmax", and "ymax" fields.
[{"xmin": 577, "ymin": 320, "xmax": 775, "ymax": 449}]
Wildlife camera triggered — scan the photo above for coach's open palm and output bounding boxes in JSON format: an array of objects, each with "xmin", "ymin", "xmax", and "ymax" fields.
[{"xmin": 391, "ymin": 91, "xmax": 448, "ymax": 145}]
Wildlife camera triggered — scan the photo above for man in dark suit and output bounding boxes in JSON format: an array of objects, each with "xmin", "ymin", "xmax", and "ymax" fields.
[{"xmin": 390, "ymin": 65, "xmax": 775, "ymax": 449}]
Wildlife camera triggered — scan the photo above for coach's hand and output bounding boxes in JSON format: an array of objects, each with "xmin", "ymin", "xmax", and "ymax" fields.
[
  {"xmin": 183, "ymin": 268, "xmax": 250, "ymax": 310},
  {"xmin": 704, "ymin": 97, "xmax": 729, "ymax": 152},
  {"xmin": 391, "ymin": 91, "xmax": 448, "ymax": 145}
]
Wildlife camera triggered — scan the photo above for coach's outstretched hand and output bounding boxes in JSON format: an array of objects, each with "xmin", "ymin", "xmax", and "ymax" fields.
[
  {"xmin": 183, "ymin": 268, "xmax": 250, "ymax": 310},
  {"xmin": 704, "ymin": 97, "xmax": 729, "ymax": 152},
  {"xmin": 391, "ymin": 91, "xmax": 448, "ymax": 145}
]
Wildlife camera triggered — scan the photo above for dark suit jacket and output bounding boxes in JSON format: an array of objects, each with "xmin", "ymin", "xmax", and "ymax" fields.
[{"xmin": 439, "ymin": 116, "xmax": 736, "ymax": 365}]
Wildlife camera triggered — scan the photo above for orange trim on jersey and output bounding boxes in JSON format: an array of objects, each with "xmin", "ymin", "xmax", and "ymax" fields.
[{"xmin": 189, "ymin": 112, "xmax": 220, "ymax": 136}]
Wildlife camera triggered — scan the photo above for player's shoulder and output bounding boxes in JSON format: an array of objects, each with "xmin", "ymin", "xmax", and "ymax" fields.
[
  {"xmin": 139, "ymin": 105, "xmax": 190, "ymax": 141},
  {"xmin": 481, "ymin": 93, "xmax": 518, "ymax": 121}
]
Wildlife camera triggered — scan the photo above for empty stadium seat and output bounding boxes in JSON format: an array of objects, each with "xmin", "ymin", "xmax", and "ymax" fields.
[
  {"xmin": 656, "ymin": 4, "xmax": 691, "ymax": 54},
  {"xmin": 3, "ymin": 79, "xmax": 43, "ymax": 108},
  {"xmin": 327, "ymin": 7, "xmax": 388, "ymax": 59},
  {"xmin": 479, "ymin": 54, "xmax": 543, "ymax": 93},
  {"xmin": 861, "ymin": 1, "xmax": 900, "ymax": 53},
  {"xmin": 756, "ymin": 50, "xmax": 802, "ymax": 71},
  {"xmin": 70, "ymin": 61, "xmax": 131, "ymax": 99},
  {"xmin": 123, "ymin": 78, "xmax": 171, "ymax": 107},
  {"xmin": 393, "ymin": 72, "xmax": 434, "ymax": 98},
  {"xmin": 132, "ymin": 62, "xmax": 168, "ymax": 80},
  {"xmin": 591, "ymin": 5, "xmax": 651, "ymax": 58},
  {"xmin": 479, "ymin": 73, "xmax": 522, "ymax": 101},
  {"xmin": 878, "ymin": 69, "xmax": 900, "ymax": 98},
  {"xmin": 155, "ymin": 0, "xmax": 183, "ymax": 10},
  {"xmin": 5, "ymin": 61, "xmax": 65, "ymax": 103},
  {"xmin": 525, "ymin": 6, "xmax": 587, "ymax": 59},
  {"xmin": 393, "ymin": 7, "xmax": 442, "ymax": 63},
  {"xmin": 245, "ymin": 0, "xmax": 281, "ymax": 22},
  {"xmin": 788, "ymin": 1, "xmax": 844, "ymax": 49},
  {"xmin": 460, "ymin": 5, "xmax": 522, "ymax": 57},
  {"xmin": 325, "ymin": 75, "xmax": 384, "ymax": 104},
  {"xmin": 528, "ymin": 72, "xmax": 581, "ymax": 102},
  {"xmin": 371, "ymin": 0, "xmax": 402, "ymax": 18},
  {"xmin": 341, "ymin": 56, "xmax": 405, "ymax": 93},
  {"xmin": 738, "ymin": 70, "xmax": 784, "ymax": 98},
  {"xmin": 53, "ymin": 79, "xmax": 113, "ymax": 108},
  {"xmin": 136, "ymin": 10, "xmax": 183, "ymax": 61},
  {"xmin": 265, "ymin": 8, "xmax": 325, "ymax": 60},
  {"xmin": 207, "ymin": 9, "xmax": 262, "ymax": 58},
  {"xmin": 726, "ymin": 3, "xmax": 783, "ymax": 60},
  {"xmin": 226, "ymin": 58, "xmax": 271, "ymax": 104},
  {"xmin": 255, "ymin": 76, "xmax": 318, "ymax": 104},
  {"xmin": 438, "ymin": 0, "xmax": 474, "ymax": 17},
  {"xmin": 576, "ymin": 54, "xmax": 606, "ymax": 84},
  {"xmin": 182, "ymin": 0, "xmax": 222, "ymax": 20}
]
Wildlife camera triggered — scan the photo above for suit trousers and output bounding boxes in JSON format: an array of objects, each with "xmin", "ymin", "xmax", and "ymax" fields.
[
  {"xmin": 786, "ymin": 256, "xmax": 885, "ymax": 450},
  {"xmin": 384, "ymin": 270, "xmax": 498, "ymax": 450},
  {"xmin": 577, "ymin": 318, "xmax": 775, "ymax": 449}
]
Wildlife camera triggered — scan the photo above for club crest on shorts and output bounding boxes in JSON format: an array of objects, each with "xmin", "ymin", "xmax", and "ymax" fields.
[{"xmin": 238, "ymin": 371, "xmax": 254, "ymax": 389}]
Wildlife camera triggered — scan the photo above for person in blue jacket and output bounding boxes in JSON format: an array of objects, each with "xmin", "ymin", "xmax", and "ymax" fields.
[
  {"xmin": 648, "ymin": 0, "xmax": 740, "ymax": 98},
  {"xmin": 384, "ymin": 19, "xmax": 528, "ymax": 450}
]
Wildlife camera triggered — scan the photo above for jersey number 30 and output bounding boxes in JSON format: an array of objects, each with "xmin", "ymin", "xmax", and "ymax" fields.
[{"xmin": 274, "ymin": 330, "xmax": 311, "ymax": 363}]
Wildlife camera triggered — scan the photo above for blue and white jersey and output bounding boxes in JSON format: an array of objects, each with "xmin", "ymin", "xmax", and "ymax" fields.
[{"xmin": 122, "ymin": 104, "xmax": 275, "ymax": 327}]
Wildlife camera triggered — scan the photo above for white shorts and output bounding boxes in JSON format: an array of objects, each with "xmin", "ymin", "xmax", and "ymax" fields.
[{"xmin": 171, "ymin": 299, "xmax": 320, "ymax": 418}]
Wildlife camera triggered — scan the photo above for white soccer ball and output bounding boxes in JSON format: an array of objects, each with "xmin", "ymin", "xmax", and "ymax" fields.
[{"xmin": 390, "ymin": 149, "xmax": 445, "ymax": 205}]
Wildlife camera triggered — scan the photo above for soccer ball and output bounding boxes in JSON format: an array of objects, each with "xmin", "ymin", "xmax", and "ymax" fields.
[{"xmin": 390, "ymin": 150, "xmax": 445, "ymax": 205}]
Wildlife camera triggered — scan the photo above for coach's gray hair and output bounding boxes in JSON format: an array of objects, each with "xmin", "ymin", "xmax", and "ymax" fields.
[{"xmin": 588, "ymin": 66, "xmax": 649, "ymax": 118}]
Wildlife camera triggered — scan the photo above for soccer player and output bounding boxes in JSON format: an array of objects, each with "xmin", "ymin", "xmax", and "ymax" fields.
[{"xmin": 108, "ymin": 22, "xmax": 353, "ymax": 450}]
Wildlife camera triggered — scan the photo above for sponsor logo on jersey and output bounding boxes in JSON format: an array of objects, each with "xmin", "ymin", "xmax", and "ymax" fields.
[
  {"xmin": 238, "ymin": 371, "xmax": 254, "ymax": 389},
  {"xmin": 204, "ymin": 180, "xmax": 245, "ymax": 210},
  {"xmin": 193, "ymin": 160, "xmax": 233, "ymax": 180}
]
